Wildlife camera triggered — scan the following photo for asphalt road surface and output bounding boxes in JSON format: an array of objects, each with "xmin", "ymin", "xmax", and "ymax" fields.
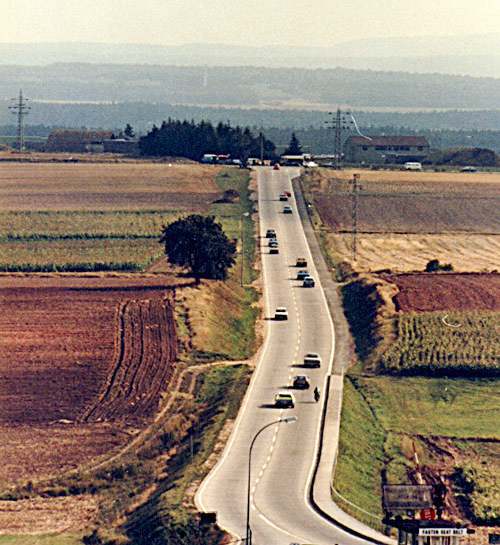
[{"xmin": 196, "ymin": 167, "xmax": 377, "ymax": 545}]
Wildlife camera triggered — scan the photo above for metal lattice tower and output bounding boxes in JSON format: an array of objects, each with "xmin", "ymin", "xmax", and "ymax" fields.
[
  {"xmin": 350, "ymin": 173, "xmax": 361, "ymax": 262},
  {"xmin": 9, "ymin": 90, "xmax": 31, "ymax": 152},
  {"xmin": 325, "ymin": 108, "xmax": 354, "ymax": 169}
]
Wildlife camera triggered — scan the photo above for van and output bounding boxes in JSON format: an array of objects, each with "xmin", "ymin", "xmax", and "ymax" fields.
[{"xmin": 403, "ymin": 162, "xmax": 423, "ymax": 171}]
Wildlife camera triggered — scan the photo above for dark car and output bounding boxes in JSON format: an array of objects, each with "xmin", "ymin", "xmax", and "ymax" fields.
[
  {"xmin": 292, "ymin": 375, "xmax": 310, "ymax": 389},
  {"xmin": 279, "ymin": 193, "xmax": 288, "ymax": 201},
  {"xmin": 273, "ymin": 164, "xmax": 281, "ymax": 170},
  {"xmin": 266, "ymin": 229, "xmax": 276, "ymax": 238},
  {"xmin": 296, "ymin": 257, "xmax": 307, "ymax": 267},
  {"xmin": 274, "ymin": 392, "xmax": 295, "ymax": 408},
  {"xmin": 269, "ymin": 240, "xmax": 278, "ymax": 248},
  {"xmin": 296, "ymin": 270, "xmax": 309, "ymax": 280},
  {"xmin": 270, "ymin": 247, "xmax": 279, "ymax": 254}
]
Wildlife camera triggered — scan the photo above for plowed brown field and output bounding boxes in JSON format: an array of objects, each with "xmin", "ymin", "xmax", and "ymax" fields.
[
  {"xmin": 385, "ymin": 273, "xmax": 500, "ymax": 312},
  {"xmin": 0, "ymin": 274, "xmax": 179, "ymax": 483}
]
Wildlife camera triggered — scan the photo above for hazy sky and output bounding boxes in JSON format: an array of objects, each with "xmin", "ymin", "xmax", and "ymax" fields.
[{"xmin": 1, "ymin": 0, "xmax": 499, "ymax": 46}]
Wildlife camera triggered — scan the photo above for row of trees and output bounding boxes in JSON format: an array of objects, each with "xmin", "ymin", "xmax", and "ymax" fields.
[{"xmin": 139, "ymin": 119, "xmax": 276, "ymax": 161}]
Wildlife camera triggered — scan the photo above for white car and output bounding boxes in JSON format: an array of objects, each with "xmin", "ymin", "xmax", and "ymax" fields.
[
  {"xmin": 403, "ymin": 161, "xmax": 422, "ymax": 171},
  {"xmin": 274, "ymin": 307, "xmax": 288, "ymax": 320},
  {"xmin": 303, "ymin": 352, "xmax": 321, "ymax": 368}
]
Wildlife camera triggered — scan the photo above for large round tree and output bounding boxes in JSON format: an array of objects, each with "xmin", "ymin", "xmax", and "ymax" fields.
[{"xmin": 160, "ymin": 214, "xmax": 236, "ymax": 280}]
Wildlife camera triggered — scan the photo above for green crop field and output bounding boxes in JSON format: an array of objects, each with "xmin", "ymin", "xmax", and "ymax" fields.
[
  {"xmin": 380, "ymin": 311, "xmax": 500, "ymax": 376},
  {"xmin": 0, "ymin": 238, "xmax": 161, "ymax": 271},
  {"xmin": 0, "ymin": 210, "xmax": 179, "ymax": 239}
]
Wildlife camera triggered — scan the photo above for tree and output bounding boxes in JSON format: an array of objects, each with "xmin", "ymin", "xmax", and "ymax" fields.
[
  {"xmin": 160, "ymin": 215, "xmax": 236, "ymax": 280},
  {"xmin": 124, "ymin": 123, "xmax": 135, "ymax": 138},
  {"xmin": 284, "ymin": 132, "xmax": 303, "ymax": 155}
]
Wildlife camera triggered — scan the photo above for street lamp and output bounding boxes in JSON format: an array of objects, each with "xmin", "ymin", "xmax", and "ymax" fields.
[{"xmin": 245, "ymin": 416, "xmax": 298, "ymax": 545}]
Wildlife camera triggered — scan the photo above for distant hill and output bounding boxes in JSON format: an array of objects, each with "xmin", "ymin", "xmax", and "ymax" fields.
[
  {"xmin": 0, "ymin": 36, "xmax": 499, "ymax": 77},
  {"xmin": 1, "ymin": 63, "xmax": 499, "ymax": 110}
]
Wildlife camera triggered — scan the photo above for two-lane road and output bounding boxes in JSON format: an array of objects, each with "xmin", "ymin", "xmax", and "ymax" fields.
[{"xmin": 196, "ymin": 167, "xmax": 374, "ymax": 545}]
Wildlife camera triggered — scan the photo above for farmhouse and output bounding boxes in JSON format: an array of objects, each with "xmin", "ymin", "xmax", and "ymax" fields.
[
  {"xmin": 344, "ymin": 135, "xmax": 430, "ymax": 164},
  {"xmin": 46, "ymin": 129, "xmax": 114, "ymax": 152}
]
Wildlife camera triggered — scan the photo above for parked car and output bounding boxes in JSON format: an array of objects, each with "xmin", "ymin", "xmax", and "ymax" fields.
[
  {"xmin": 303, "ymin": 352, "xmax": 321, "ymax": 368},
  {"xmin": 269, "ymin": 240, "xmax": 278, "ymax": 248},
  {"xmin": 266, "ymin": 229, "xmax": 276, "ymax": 238},
  {"xmin": 283, "ymin": 205, "xmax": 293, "ymax": 214},
  {"xmin": 273, "ymin": 163, "xmax": 281, "ymax": 170},
  {"xmin": 460, "ymin": 166, "xmax": 478, "ymax": 172},
  {"xmin": 274, "ymin": 307, "xmax": 288, "ymax": 320},
  {"xmin": 296, "ymin": 257, "xmax": 307, "ymax": 267},
  {"xmin": 292, "ymin": 375, "xmax": 310, "ymax": 389},
  {"xmin": 270, "ymin": 247, "xmax": 279, "ymax": 254},
  {"xmin": 274, "ymin": 392, "xmax": 295, "ymax": 408},
  {"xmin": 303, "ymin": 276, "xmax": 315, "ymax": 288},
  {"xmin": 285, "ymin": 191, "xmax": 291, "ymax": 197},
  {"xmin": 403, "ymin": 162, "xmax": 423, "ymax": 171},
  {"xmin": 279, "ymin": 193, "xmax": 289, "ymax": 201},
  {"xmin": 296, "ymin": 270, "xmax": 309, "ymax": 280}
]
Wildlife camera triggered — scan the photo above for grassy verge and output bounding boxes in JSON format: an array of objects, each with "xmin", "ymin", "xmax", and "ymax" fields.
[
  {"xmin": 334, "ymin": 374, "xmax": 500, "ymax": 528},
  {"xmin": 333, "ymin": 378, "xmax": 386, "ymax": 530},
  {"xmin": 0, "ymin": 536, "xmax": 82, "ymax": 545}
]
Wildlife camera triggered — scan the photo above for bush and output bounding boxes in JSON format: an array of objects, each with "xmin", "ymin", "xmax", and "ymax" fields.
[{"xmin": 425, "ymin": 259, "xmax": 453, "ymax": 272}]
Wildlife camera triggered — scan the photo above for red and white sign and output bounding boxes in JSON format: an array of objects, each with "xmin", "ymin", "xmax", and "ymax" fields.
[{"xmin": 420, "ymin": 508, "xmax": 437, "ymax": 521}]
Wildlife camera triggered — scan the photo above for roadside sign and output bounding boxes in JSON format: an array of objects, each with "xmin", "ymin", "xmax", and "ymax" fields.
[
  {"xmin": 383, "ymin": 485, "xmax": 433, "ymax": 512},
  {"xmin": 420, "ymin": 508, "xmax": 437, "ymax": 521},
  {"xmin": 419, "ymin": 529, "xmax": 467, "ymax": 537}
]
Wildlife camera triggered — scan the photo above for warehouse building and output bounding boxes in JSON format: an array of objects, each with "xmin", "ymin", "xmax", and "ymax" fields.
[{"xmin": 344, "ymin": 135, "xmax": 430, "ymax": 164}]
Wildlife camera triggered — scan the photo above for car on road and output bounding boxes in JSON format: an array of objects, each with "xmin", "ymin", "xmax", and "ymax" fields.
[
  {"xmin": 295, "ymin": 257, "xmax": 307, "ymax": 267},
  {"xmin": 303, "ymin": 276, "xmax": 315, "ymax": 288},
  {"xmin": 274, "ymin": 307, "xmax": 288, "ymax": 320},
  {"xmin": 292, "ymin": 375, "xmax": 310, "ymax": 389},
  {"xmin": 279, "ymin": 193, "xmax": 289, "ymax": 201},
  {"xmin": 274, "ymin": 392, "xmax": 295, "ymax": 408},
  {"xmin": 265, "ymin": 229, "xmax": 276, "ymax": 238},
  {"xmin": 270, "ymin": 247, "xmax": 279, "ymax": 254},
  {"xmin": 283, "ymin": 205, "xmax": 293, "ymax": 214},
  {"xmin": 273, "ymin": 163, "xmax": 280, "ymax": 170},
  {"xmin": 303, "ymin": 352, "xmax": 321, "ymax": 368},
  {"xmin": 460, "ymin": 166, "xmax": 478, "ymax": 172},
  {"xmin": 269, "ymin": 240, "xmax": 278, "ymax": 248},
  {"xmin": 296, "ymin": 270, "xmax": 309, "ymax": 280}
]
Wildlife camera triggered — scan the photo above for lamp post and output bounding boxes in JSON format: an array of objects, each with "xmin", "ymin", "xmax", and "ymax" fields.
[{"xmin": 245, "ymin": 416, "xmax": 298, "ymax": 545}]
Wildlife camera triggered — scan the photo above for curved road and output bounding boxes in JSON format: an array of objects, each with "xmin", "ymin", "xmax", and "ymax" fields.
[{"xmin": 197, "ymin": 167, "xmax": 378, "ymax": 545}]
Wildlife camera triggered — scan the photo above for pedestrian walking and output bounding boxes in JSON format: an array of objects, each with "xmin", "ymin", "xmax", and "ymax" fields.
[{"xmin": 313, "ymin": 386, "xmax": 320, "ymax": 403}]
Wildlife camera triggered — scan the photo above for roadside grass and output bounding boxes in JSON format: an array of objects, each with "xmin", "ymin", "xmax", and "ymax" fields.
[
  {"xmin": 355, "ymin": 375, "xmax": 500, "ymax": 439},
  {"xmin": 125, "ymin": 364, "xmax": 251, "ymax": 544},
  {"xmin": 0, "ymin": 536, "xmax": 82, "ymax": 545},
  {"xmin": 334, "ymin": 378, "xmax": 386, "ymax": 526},
  {"xmin": 335, "ymin": 374, "xmax": 500, "ymax": 528}
]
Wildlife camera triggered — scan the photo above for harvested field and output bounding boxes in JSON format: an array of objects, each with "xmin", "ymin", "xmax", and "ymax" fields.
[
  {"xmin": 324, "ymin": 232, "xmax": 500, "ymax": 273},
  {"xmin": 386, "ymin": 273, "xmax": 500, "ymax": 312},
  {"xmin": 0, "ymin": 163, "xmax": 221, "ymax": 211},
  {"xmin": 311, "ymin": 168, "xmax": 500, "ymax": 234},
  {"xmin": 0, "ymin": 275, "xmax": 179, "ymax": 482},
  {"xmin": 316, "ymin": 193, "xmax": 500, "ymax": 234}
]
